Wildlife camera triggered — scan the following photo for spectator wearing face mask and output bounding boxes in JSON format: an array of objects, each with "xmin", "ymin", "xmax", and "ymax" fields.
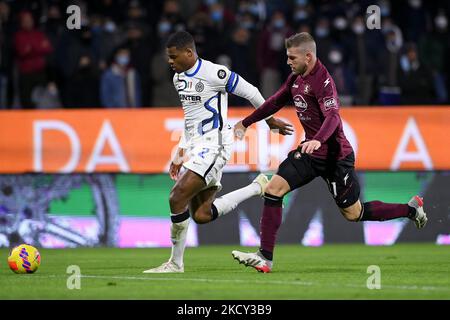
[
  {"xmin": 327, "ymin": 47, "xmax": 356, "ymax": 106},
  {"xmin": 379, "ymin": 17, "xmax": 403, "ymax": 87},
  {"xmin": 150, "ymin": 15, "xmax": 182, "ymax": 107},
  {"xmin": 162, "ymin": 0, "xmax": 187, "ymax": 32},
  {"xmin": 100, "ymin": 47, "xmax": 142, "ymax": 107},
  {"xmin": 124, "ymin": 23, "xmax": 154, "ymax": 106},
  {"xmin": 200, "ymin": 1, "xmax": 235, "ymax": 61},
  {"xmin": 349, "ymin": 16, "xmax": 384, "ymax": 105},
  {"xmin": 98, "ymin": 18, "xmax": 126, "ymax": 72},
  {"xmin": 401, "ymin": 0, "xmax": 428, "ymax": 42},
  {"xmin": 398, "ymin": 43, "xmax": 435, "ymax": 105},
  {"xmin": 291, "ymin": 0, "xmax": 313, "ymax": 30},
  {"xmin": 31, "ymin": 81, "xmax": 62, "ymax": 109},
  {"xmin": 227, "ymin": 26, "xmax": 259, "ymax": 106},
  {"xmin": 185, "ymin": 12, "xmax": 211, "ymax": 57},
  {"xmin": 257, "ymin": 10, "xmax": 293, "ymax": 97},
  {"xmin": 62, "ymin": 26, "xmax": 99, "ymax": 87},
  {"xmin": 236, "ymin": 0, "xmax": 267, "ymax": 28},
  {"xmin": 313, "ymin": 17, "xmax": 333, "ymax": 68},
  {"xmin": 374, "ymin": 17, "xmax": 405, "ymax": 105},
  {"xmin": 418, "ymin": 12, "xmax": 449, "ymax": 104}
]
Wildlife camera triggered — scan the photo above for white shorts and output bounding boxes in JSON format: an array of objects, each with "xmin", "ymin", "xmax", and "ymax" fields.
[{"xmin": 183, "ymin": 143, "xmax": 232, "ymax": 191}]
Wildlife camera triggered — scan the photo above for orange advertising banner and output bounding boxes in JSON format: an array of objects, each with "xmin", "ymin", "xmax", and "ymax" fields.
[{"xmin": 0, "ymin": 107, "xmax": 449, "ymax": 173}]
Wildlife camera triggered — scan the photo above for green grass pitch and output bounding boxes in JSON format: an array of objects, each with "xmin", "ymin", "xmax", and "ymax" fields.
[{"xmin": 1, "ymin": 244, "xmax": 449, "ymax": 300}]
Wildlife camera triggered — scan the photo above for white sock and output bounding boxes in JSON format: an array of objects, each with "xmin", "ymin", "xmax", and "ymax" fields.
[
  {"xmin": 169, "ymin": 216, "xmax": 190, "ymax": 267},
  {"xmin": 213, "ymin": 182, "xmax": 261, "ymax": 217}
]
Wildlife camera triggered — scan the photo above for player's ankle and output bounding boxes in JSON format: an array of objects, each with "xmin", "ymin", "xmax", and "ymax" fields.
[
  {"xmin": 259, "ymin": 248, "xmax": 273, "ymax": 261},
  {"xmin": 407, "ymin": 205, "xmax": 416, "ymax": 219}
]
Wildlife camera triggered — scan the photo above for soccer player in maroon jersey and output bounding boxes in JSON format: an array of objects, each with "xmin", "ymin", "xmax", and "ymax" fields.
[{"xmin": 231, "ymin": 32, "xmax": 428, "ymax": 273}]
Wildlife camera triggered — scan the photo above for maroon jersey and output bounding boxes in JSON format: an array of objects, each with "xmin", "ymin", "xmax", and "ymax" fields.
[{"xmin": 242, "ymin": 59, "xmax": 353, "ymax": 161}]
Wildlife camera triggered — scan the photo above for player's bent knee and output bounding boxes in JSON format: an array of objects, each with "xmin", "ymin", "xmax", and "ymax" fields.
[
  {"xmin": 265, "ymin": 182, "xmax": 287, "ymax": 198},
  {"xmin": 341, "ymin": 210, "xmax": 360, "ymax": 221},
  {"xmin": 191, "ymin": 210, "xmax": 211, "ymax": 224},
  {"xmin": 169, "ymin": 187, "xmax": 189, "ymax": 210},
  {"xmin": 339, "ymin": 202, "xmax": 362, "ymax": 222}
]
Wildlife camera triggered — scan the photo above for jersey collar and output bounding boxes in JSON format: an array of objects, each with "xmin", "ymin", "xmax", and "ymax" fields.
[
  {"xmin": 301, "ymin": 59, "xmax": 321, "ymax": 79},
  {"xmin": 184, "ymin": 58, "xmax": 202, "ymax": 77}
]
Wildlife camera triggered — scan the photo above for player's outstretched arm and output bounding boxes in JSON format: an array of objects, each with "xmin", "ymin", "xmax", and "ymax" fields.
[{"xmin": 227, "ymin": 72, "xmax": 293, "ymax": 136}]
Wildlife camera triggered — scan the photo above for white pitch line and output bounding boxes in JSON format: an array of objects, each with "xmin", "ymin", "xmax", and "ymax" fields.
[
  {"xmin": 79, "ymin": 275, "xmax": 315, "ymax": 287},
  {"xmin": 20, "ymin": 274, "xmax": 450, "ymax": 292}
]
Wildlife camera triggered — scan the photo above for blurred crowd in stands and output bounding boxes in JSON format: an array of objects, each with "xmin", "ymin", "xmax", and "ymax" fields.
[{"xmin": 0, "ymin": 0, "xmax": 448, "ymax": 109}]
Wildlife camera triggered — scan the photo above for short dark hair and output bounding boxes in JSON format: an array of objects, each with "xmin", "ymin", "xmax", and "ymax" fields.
[
  {"xmin": 166, "ymin": 31, "xmax": 196, "ymax": 51},
  {"xmin": 285, "ymin": 32, "xmax": 316, "ymax": 54}
]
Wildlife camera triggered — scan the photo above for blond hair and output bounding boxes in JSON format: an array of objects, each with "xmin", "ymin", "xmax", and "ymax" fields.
[{"xmin": 285, "ymin": 32, "xmax": 316, "ymax": 55}]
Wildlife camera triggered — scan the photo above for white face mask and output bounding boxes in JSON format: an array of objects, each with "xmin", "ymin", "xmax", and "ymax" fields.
[
  {"xmin": 116, "ymin": 55, "xmax": 129, "ymax": 66},
  {"xmin": 352, "ymin": 23, "xmax": 365, "ymax": 34},
  {"xmin": 334, "ymin": 17, "xmax": 347, "ymax": 30},
  {"xmin": 408, "ymin": 0, "xmax": 422, "ymax": 9},
  {"xmin": 47, "ymin": 84, "xmax": 58, "ymax": 96},
  {"xmin": 104, "ymin": 21, "xmax": 116, "ymax": 33},
  {"xmin": 435, "ymin": 15, "xmax": 448, "ymax": 30},
  {"xmin": 329, "ymin": 50, "xmax": 343, "ymax": 64},
  {"xmin": 294, "ymin": 10, "xmax": 308, "ymax": 21}
]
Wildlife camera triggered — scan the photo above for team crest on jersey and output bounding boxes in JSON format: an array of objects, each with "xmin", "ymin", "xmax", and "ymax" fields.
[
  {"xmin": 293, "ymin": 94, "xmax": 307, "ymax": 111},
  {"xmin": 303, "ymin": 84, "xmax": 311, "ymax": 94},
  {"xmin": 323, "ymin": 96, "xmax": 337, "ymax": 110},
  {"xmin": 217, "ymin": 69, "xmax": 226, "ymax": 79},
  {"xmin": 195, "ymin": 81, "xmax": 204, "ymax": 92}
]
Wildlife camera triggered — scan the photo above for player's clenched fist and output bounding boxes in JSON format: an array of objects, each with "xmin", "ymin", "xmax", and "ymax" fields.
[{"xmin": 234, "ymin": 121, "xmax": 247, "ymax": 140}]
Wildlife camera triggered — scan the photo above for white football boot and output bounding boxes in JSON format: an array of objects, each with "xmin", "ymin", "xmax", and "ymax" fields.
[
  {"xmin": 252, "ymin": 173, "xmax": 269, "ymax": 197},
  {"xmin": 231, "ymin": 250, "xmax": 273, "ymax": 273},
  {"xmin": 143, "ymin": 260, "xmax": 184, "ymax": 273},
  {"xmin": 143, "ymin": 218, "xmax": 189, "ymax": 274},
  {"xmin": 408, "ymin": 195, "xmax": 428, "ymax": 229}
]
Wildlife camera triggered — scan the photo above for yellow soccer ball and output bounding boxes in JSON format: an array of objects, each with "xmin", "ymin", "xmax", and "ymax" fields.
[{"xmin": 8, "ymin": 244, "xmax": 41, "ymax": 274}]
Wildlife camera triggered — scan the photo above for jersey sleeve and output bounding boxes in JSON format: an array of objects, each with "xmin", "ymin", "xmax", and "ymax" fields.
[
  {"xmin": 317, "ymin": 74, "xmax": 340, "ymax": 115},
  {"xmin": 208, "ymin": 62, "xmax": 270, "ymax": 118},
  {"xmin": 208, "ymin": 63, "xmax": 233, "ymax": 91},
  {"xmin": 241, "ymin": 74, "xmax": 295, "ymax": 128},
  {"xmin": 313, "ymin": 74, "xmax": 341, "ymax": 143},
  {"xmin": 226, "ymin": 73, "xmax": 265, "ymax": 108}
]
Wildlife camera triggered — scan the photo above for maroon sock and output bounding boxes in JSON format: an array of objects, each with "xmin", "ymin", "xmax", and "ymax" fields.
[
  {"xmin": 361, "ymin": 201, "xmax": 414, "ymax": 221},
  {"xmin": 259, "ymin": 193, "xmax": 283, "ymax": 260}
]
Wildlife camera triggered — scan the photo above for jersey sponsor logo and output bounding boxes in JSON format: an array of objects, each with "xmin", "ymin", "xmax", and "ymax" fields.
[
  {"xmin": 217, "ymin": 69, "xmax": 226, "ymax": 79},
  {"xmin": 179, "ymin": 94, "xmax": 202, "ymax": 102},
  {"xmin": 323, "ymin": 96, "xmax": 337, "ymax": 110},
  {"xmin": 195, "ymin": 81, "xmax": 204, "ymax": 92},
  {"xmin": 293, "ymin": 94, "xmax": 307, "ymax": 111},
  {"xmin": 324, "ymin": 78, "xmax": 331, "ymax": 87},
  {"xmin": 176, "ymin": 79, "xmax": 188, "ymax": 92},
  {"xmin": 298, "ymin": 113, "xmax": 311, "ymax": 121}
]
